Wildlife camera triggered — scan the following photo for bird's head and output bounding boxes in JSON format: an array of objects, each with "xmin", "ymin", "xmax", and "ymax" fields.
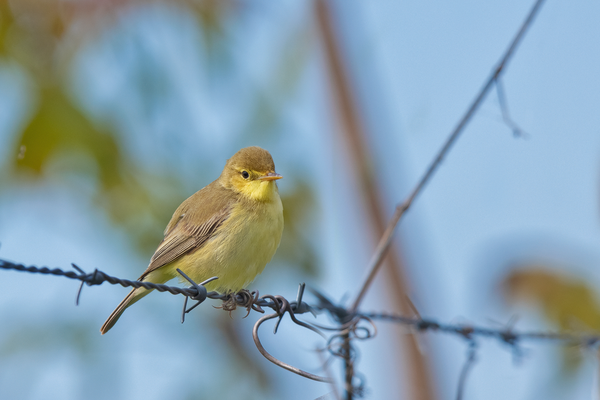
[{"xmin": 219, "ymin": 146, "xmax": 282, "ymax": 202}]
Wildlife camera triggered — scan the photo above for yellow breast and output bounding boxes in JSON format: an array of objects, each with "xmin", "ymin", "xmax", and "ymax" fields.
[{"xmin": 175, "ymin": 185, "xmax": 284, "ymax": 293}]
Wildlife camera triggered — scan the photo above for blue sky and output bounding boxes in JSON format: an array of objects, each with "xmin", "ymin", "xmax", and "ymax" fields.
[{"xmin": 1, "ymin": 1, "xmax": 600, "ymax": 399}]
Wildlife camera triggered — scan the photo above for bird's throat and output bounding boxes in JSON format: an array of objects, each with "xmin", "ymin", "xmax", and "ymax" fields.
[{"xmin": 237, "ymin": 180, "xmax": 278, "ymax": 202}]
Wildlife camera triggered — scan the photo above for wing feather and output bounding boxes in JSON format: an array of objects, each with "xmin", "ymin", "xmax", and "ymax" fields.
[{"xmin": 137, "ymin": 182, "xmax": 236, "ymax": 281}]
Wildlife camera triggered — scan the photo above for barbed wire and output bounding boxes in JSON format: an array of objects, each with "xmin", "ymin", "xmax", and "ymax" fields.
[
  {"xmin": 0, "ymin": 258, "xmax": 301, "ymax": 313},
  {"xmin": 456, "ymin": 341, "xmax": 478, "ymax": 400},
  {"xmin": 364, "ymin": 312, "xmax": 600, "ymax": 347},
  {"xmin": 331, "ymin": 0, "xmax": 548, "ymax": 397},
  {"xmin": 3, "ymin": 257, "xmax": 600, "ymax": 398},
  {"xmin": 0, "ymin": 0, "xmax": 579, "ymax": 398},
  {"xmin": 349, "ymin": 0, "xmax": 547, "ymax": 316}
]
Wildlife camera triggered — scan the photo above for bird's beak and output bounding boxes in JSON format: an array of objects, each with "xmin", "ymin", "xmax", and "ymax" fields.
[{"xmin": 259, "ymin": 172, "xmax": 283, "ymax": 181}]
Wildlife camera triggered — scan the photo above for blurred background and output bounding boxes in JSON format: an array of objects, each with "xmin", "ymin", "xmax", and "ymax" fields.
[{"xmin": 1, "ymin": 0, "xmax": 600, "ymax": 399}]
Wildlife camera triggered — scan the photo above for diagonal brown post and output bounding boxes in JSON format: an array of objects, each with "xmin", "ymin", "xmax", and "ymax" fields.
[{"xmin": 314, "ymin": 1, "xmax": 437, "ymax": 399}]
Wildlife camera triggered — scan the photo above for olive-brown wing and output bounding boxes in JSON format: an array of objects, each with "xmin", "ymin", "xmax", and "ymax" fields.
[{"xmin": 138, "ymin": 183, "xmax": 236, "ymax": 280}]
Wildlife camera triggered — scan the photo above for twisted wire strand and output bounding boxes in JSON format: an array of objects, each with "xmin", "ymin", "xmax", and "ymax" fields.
[
  {"xmin": 364, "ymin": 312, "xmax": 600, "ymax": 347},
  {"xmin": 252, "ymin": 296, "xmax": 332, "ymax": 383},
  {"xmin": 5, "ymin": 257, "xmax": 600, "ymax": 347},
  {"xmin": 0, "ymin": 258, "xmax": 287, "ymax": 311},
  {"xmin": 4, "ymin": 257, "xmax": 600, "ymax": 389}
]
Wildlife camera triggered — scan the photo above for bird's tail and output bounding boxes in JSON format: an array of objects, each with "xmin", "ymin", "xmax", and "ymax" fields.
[
  {"xmin": 100, "ymin": 286, "xmax": 153, "ymax": 335},
  {"xmin": 101, "ymin": 268, "xmax": 176, "ymax": 334}
]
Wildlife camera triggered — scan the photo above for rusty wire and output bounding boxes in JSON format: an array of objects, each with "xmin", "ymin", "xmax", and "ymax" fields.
[
  {"xmin": 364, "ymin": 311, "xmax": 600, "ymax": 348},
  {"xmin": 0, "ymin": 0, "xmax": 553, "ymax": 398},
  {"xmin": 4, "ymin": 256, "xmax": 600, "ymax": 392},
  {"xmin": 0, "ymin": 258, "xmax": 288, "ymax": 311},
  {"xmin": 0, "ymin": 1, "xmax": 588, "ymax": 399}
]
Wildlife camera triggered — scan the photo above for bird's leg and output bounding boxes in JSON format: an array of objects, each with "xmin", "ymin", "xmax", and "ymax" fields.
[
  {"xmin": 236, "ymin": 289, "xmax": 258, "ymax": 318},
  {"xmin": 214, "ymin": 289, "xmax": 256, "ymax": 318},
  {"xmin": 214, "ymin": 293, "xmax": 238, "ymax": 317}
]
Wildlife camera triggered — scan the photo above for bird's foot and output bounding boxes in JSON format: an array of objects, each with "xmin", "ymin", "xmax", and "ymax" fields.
[
  {"xmin": 215, "ymin": 289, "xmax": 258, "ymax": 318},
  {"xmin": 237, "ymin": 289, "xmax": 260, "ymax": 317}
]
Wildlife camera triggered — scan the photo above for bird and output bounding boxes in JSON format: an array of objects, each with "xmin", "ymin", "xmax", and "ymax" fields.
[{"xmin": 100, "ymin": 146, "xmax": 284, "ymax": 334}]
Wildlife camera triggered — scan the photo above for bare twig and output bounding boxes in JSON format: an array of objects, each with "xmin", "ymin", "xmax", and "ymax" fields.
[
  {"xmin": 350, "ymin": 0, "xmax": 547, "ymax": 313},
  {"xmin": 0, "ymin": 2, "xmax": 581, "ymax": 399},
  {"xmin": 495, "ymin": 78, "xmax": 528, "ymax": 138},
  {"xmin": 314, "ymin": 1, "xmax": 436, "ymax": 397},
  {"xmin": 317, "ymin": 347, "xmax": 342, "ymax": 400}
]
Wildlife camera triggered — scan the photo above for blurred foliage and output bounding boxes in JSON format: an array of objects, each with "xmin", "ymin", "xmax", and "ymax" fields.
[
  {"xmin": 12, "ymin": 84, "xmax": 186, "ymax": 254},
  {"xmin": 502, "ymin": 267, "xmax": 600, "ymax": 375},
  {"xmin": 0, "ymin": 0, "xmax": 318, "ymax": 272},
  {"xmin": 0, "ymin": 322, "xmax": 93, "ymax": 358},
  {"xmin": 0, "ymin": 0, "xmax": 318, "ymax": 398},
  {"xmin": 245, "ymin": 25, "xmax": 313, "ymax": 140}
]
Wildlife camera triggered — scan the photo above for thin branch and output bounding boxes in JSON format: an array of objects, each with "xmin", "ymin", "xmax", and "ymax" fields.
[
  {"xmin": 317, "ymin": 347, "xmax": 343, "ymax": 400},
  {"xmin": 495, "ymin": 78, "xmax": 528, "ymax": 138},
  {"xmin": 350, "ymin": 0, "xmax": 547, "ymax": 312},
  {"xmin": 314, "ymin": 1, "xmax": 429, "ymax": 397}
]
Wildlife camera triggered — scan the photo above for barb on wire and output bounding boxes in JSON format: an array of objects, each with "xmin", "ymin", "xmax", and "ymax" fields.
[
  {"xmin": 364, "ymin": 311, "xmax": 600, "ymax": 349},
  {"xmin": 72, "ymin": 263, "xmax": 87, "ymax": 305},
  {"xmin": 17, "ymin": 255, "xmax": 600, "ymax": 389},
  {"xmin": 0, "ymin": 257, "xmax": 290, "ymax": 311},
  {"xmin": 456, "ymin": 341, "xmax": 478, "ymax": 400},
  {"xmin": 0, "ymin": 1, "xmax": 551, "ymax": 397},
  {"xmin": 179, "ymin": 269, "xmax": 219, "ymax": 323},
  {"xmin": 6, "ymin": 256, "xmax": 600, "ymax": 395},
  {"xmin": 6, "ymin": 254, "xmax": 600, "ymax": 349},
  {"xmin": 1, "ymin": 256, "xmax": 334, "ymax": 381},
  {"xmin": 350, "ymin": 0, "xmax": 547, "ymax": 313},
  {"xmin": 1, "ymin": 258, "xmax": 203, "ymax": 297}
]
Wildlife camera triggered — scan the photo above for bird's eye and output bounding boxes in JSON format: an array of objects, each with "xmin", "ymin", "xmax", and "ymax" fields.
[{"xmin": 241, "ymin": 170, "xmax": 250, "ymax": 179}]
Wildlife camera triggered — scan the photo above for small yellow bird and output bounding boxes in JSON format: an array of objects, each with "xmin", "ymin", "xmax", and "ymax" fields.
[{"xmin": 101, "ymin": 146, "xmax": 284, "ymax": 334}]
